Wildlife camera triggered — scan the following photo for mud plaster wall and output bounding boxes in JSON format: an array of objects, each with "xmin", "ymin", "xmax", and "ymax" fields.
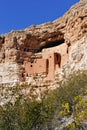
[
  {"xmin": 42, "ymin": 42, "xmax": 69, "ymax": 67},
  {"xmin": 24, "ymin": 42, "xmax": 69, "ymax": 81},
  {"xmin": 42, "ymin": 43, "xmax": 68, "ymax": 58},
  {"xmin": 24, "ymin": 59, "xmax": 47, "ymax": 75},
  {"xmin": 46, "ymin": 53, "xmax": 57, "ymax": 80}
]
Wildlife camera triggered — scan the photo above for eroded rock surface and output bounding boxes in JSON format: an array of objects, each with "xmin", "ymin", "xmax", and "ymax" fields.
[{"xmin": 0, "ymin": 0, "xmax": 87, "ymax": 85}]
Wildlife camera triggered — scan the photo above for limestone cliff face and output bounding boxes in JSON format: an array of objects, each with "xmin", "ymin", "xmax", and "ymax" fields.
[{"xmin": 0, "ymin": 0, "xmax": 87, "ymax": 85}]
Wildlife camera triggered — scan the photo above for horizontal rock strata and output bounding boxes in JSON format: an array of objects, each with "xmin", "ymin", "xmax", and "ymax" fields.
[{"xmin": 0, "ymin": 0, "xmax": 87, "ymax": 84}]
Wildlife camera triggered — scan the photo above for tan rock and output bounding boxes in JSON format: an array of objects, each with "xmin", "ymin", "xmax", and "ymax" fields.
[{"xmin": 0, "ymin": 0, "xmax": 87, "ymax": 85}]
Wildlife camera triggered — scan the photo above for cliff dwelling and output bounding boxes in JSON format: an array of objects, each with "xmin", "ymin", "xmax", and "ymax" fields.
[
  {"xmin": 23, "ymin": 41, "xmax": 69, "ymax": 81},
  {"xmin": 0, "ymin": 30, "xmax": 70, "ymax": 85},
  {"xmin": 16, "ymin": 31, "xmax": 70, "ymax": 81},
  {"xmin": 0, "ymin": 0, "xmax": 86, "ymax": 86}
]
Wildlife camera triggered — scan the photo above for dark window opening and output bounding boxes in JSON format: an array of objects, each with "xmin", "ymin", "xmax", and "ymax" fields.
[
  {"xmin": 22, "ymin": 73, "xmax": 24, "ymax": 77},
  {"xmin": 67, "ymin": 43, "xmax": 71, "ymax": 54},
  {"xmin": 55, "ymin": 53, "xmax": 61, "ymax": 68},
  {"xmin": 26, "ymin": 73, "xmax": 28, "ymax": 77},
  {"xmin": 24, "ymin": 48, "xmax": 26, "ymax": 52},
  {"xmin": 56, "ymin": 54, "xmax": 58, "ymax": 61},
  {"xmin": 22, "ymin": 61, "xmax": 24, "ymax": 64},
  {"xmin": 46, "ymin": 59, "xmax": 49, "ymax": 74},
  {"xmin": 67, "ymin": 48, "xmax": 68, "ymax": 54},
  {"xmin": 30, "ymin": 65, "xmax": 33, "ymax": 67},
  {"xmin": 3, "ymin": 53, "xmax": 5, "ymax": 59}
]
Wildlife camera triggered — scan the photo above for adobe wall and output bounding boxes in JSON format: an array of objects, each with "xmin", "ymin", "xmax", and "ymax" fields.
[
  {"xmin": 24, "ymin": 59, "xmax": 47, "ymax": 75},
  {"xmin": 42, "ymin": 42, "xmax": 69, "ymax": 68},
  {"xmin": 0, "ymin": 41, "xmax": 70, "ymax": 85},
  {"xmin": 42, "ymin": 43, "xmax": 68, "ymax": 59},
  {"xmin": 46, "ymin": 53, "xmax": 57, "ymax": 80},
  {"xmin": 23, "ymin": 42, "xmax": 70, "ymax": 81}
]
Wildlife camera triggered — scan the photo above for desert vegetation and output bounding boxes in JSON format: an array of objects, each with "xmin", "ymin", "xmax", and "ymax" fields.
[{"xmin": 0, "ymin": 70, "xmax": 87, "ymax": 130}]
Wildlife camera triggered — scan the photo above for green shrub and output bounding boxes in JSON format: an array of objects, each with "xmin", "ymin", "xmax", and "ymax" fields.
[{"xmin": 0, "ymin": 70, "xmax": 87, "ymax": 130}]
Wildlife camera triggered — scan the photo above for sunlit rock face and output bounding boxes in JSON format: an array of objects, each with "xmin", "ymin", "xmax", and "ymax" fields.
[{"xmin": 0, "ymin": 0, "xmax": 87, "ymax": 85}]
